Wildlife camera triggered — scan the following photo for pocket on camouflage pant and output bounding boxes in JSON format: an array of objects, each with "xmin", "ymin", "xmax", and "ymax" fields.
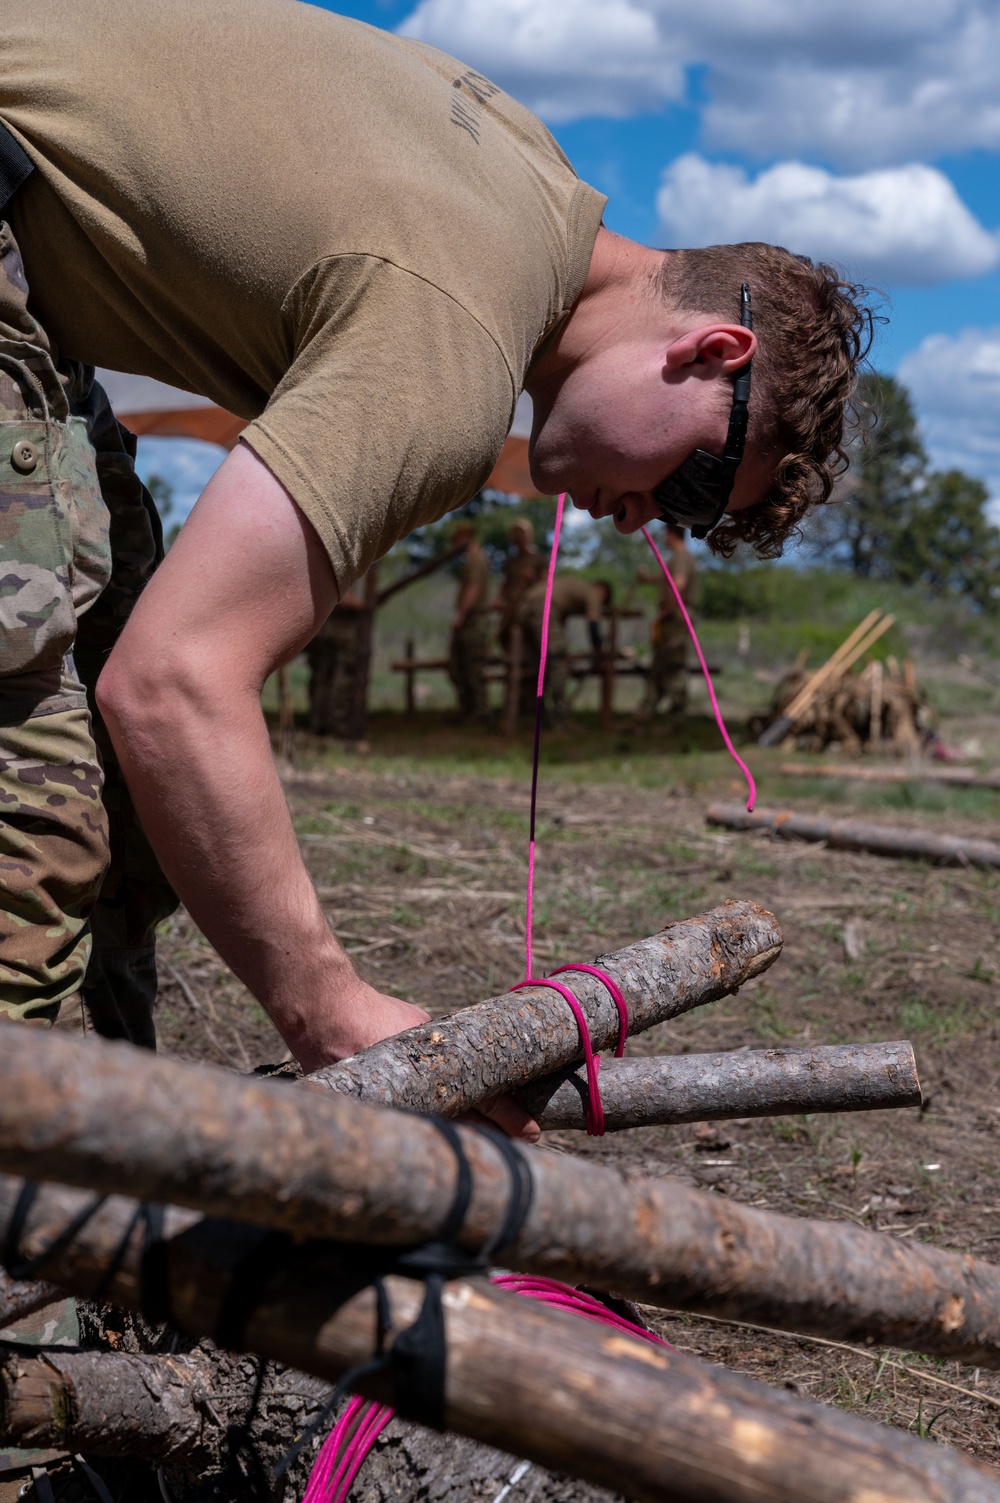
[{"xmin": 0, "ymin": 419, "xmax": 77, "ymax": 679}]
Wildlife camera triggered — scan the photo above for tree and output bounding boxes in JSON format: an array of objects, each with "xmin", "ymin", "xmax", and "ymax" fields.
[
  {"xmin": 807, "ymin": 372, "xmax": 1000, "ymax": 609},
  {"xmin": 841, "ymin": 372, "xmax": 926, "ymax": 578}
]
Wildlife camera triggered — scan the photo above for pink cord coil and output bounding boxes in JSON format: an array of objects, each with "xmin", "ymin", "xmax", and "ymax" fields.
[{"xmin": 302, "ymin": 1278, "xmax": 671, "ymax": 1503}]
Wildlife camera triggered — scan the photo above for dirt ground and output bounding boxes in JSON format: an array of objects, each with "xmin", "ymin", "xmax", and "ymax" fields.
[{"xmin": 152, "ymin": 711, "xmax": 1000, "ymax": 1482}]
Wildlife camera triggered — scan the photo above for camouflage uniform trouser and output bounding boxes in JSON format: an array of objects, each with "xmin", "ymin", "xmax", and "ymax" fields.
[
  {"xmin": 0, "ymin": 221, "xmax": 177, "ymax": 1046},
  {"xmin": 637, "ymin": 627, "xmax": 688, "ymax": 720},
  {"xmin": 448, "ymin": 611, "xmax": 491, "ymax": 720},
  {"xmin": 306, "ymin": 613, "xmax": 359, "ymax": 736}
]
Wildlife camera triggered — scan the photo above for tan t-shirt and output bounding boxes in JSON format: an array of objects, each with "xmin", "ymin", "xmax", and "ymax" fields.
[
  {"xmin": 660, "ymin": 550, "xmax": 698, "ymax": 617},
  {"xmin": 0, "ymin": 0, "xmax": 605, "ymax": 588},
  {"xmin": 525, "ymin": 573, "xmax": 602, "ymax": 623}
]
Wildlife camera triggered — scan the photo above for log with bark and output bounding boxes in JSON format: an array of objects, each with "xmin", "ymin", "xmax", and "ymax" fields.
[
  {"xmin": 0, "ymin": 1268, "xmax": 60, "ymax": 1331},
  {"xmin": 521, "ymin": 1040, "xmax": 920, "ymax": 1131},
  {"xmin": 0, "ymin": 1345, "xmax": 619, "ymax": 1503},
  {"xmin": 780, "ymin": 761, "xmax": 1000, "ymax": 789},
  {"xmin": 309, "ymin": 901, "xmax": 784, "ymax": 1114},
  {"xmin": 707, "ymin": 803, "xmax": 1000, "ymax": 868},
  {"xmin": 0, "ymin": 1028, "xmax": 994, "ymax": 1368},
  {"xmin": 2, "ymin": 1176, "xmax": 999, "ymax": 1503}
]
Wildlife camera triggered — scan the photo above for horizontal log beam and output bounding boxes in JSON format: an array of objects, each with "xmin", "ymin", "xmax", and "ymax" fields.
[
  {"xmin": 522, "ymin": 1041, "xmax": 920, "ymax": 1131},
  {"xmin": 310, "ymin": 902, "xmax": 783, "ymax": 1114},
  {"xmin": 0, "ymin": 1025, "xmax": 996, "ymax": 1367},
  {"xmin": 0, "ymin": 1268, "xmax": 60, "ymax": 1331},
  {"xmin": 707, "ymin": 803, "xmax": 1000, "ymax": 868},
  {"xmin": 0, "ymin": 1177, "xmax": 996, "ymax": 1503}
]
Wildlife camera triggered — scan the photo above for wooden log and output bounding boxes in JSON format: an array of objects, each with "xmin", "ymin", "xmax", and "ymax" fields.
[
  {"xmin": 0, "ymin": 1026, "xmax": 995, "ymax": 1370},
  {"xmin": 310, "ymin": 901, "xmax": 784, "ymax": 1113},
  {"xmin": 0, "ymin": 1346, "xmax": 617, "ymax": 1503},
  {"xmin": 707, "ymin": 803, "xmax": 1000, "ymax": 868},
  {"xmin": 1, "ymin": 1178, "xmax": 998, "ymax": 1503},
  {"xmin": 0, "ymin": 1268, "xmax": 60, "ymax": 1330},
  {"xmin": 521, "ymin": 1041, "xmax": 920, "ymax": 1132},
  {"xmin": 781, "ymin": 761, "xmax": 1000, "ymax": 790},
  {"xmin": 0, "ymin": 1348, "xmax": 223, "ymax": 1464}
]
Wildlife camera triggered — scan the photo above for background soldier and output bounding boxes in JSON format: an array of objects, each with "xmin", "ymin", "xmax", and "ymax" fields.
[
  {"xmin": 520, "ymin": 572, "xmax": 610, "ymax": 725},
  {"xmin": 495, "ymin": 518, "xmax": 544, "ymax": 648},
  {"xmin": 306, "ymin": 586, "xmax": 364, "ymax": 737},
  {"xmin": 636, "ymin": 524, "xmax": 698, "ymax": 723},
  {"xmin": 448, "ymin": 522, "xmax": 493, "ymax": 723}
]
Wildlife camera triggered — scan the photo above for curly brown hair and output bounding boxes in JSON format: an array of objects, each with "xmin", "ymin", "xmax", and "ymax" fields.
[{"xmin": 655, "ymin": 243, "xmax": 878, "ymax": 558}]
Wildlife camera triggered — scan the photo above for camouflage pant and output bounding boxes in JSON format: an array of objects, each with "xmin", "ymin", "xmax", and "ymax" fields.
[
  {"xmin": 448, "ymin": 611, "xmax": 491, "ymax": 720},
  {"xmin": 0, "ymin": 221, "xmax": 176, "ymax": 1044},
  {"xmin": 637, "ymin": 629, "xmax": 688, "ymax": 719}
]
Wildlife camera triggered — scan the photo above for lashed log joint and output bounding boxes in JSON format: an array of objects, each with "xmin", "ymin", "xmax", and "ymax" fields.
[
  {"xmin": 1, "ymin": 1178, "xmax": 998, "ymax": 1503},
  {"xmin": 523, "ymin": 1041, "xmax": 920, "ymax": 1131},
  {"xmin": 310, "ymin": 901, "xmax": 783, "ymax": 1114}
]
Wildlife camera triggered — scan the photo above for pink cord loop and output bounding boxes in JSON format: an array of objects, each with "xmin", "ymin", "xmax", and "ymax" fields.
[
  {"xmin": 640, "ymin": 525, "xmax": 756, "ymax": 813},
  {"xmin": 511, "ymin": 976, "xmax": 605, "ymax": 1135},
  {"xmin": 548, "ymin": 964, "xmax": 629, "ymax": 1057},
  {"xmin": 303, "ymin": 1278, "xmax": 672, "ymax": 1502}
]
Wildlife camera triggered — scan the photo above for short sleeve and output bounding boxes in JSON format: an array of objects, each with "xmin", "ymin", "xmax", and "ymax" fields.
[{"xmin": 241, "ymin": 255, "xmax": 516, "ymax": 590}]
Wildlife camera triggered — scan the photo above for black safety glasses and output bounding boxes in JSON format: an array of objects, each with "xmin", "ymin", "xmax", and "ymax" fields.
[{"xmin": 653, "ymin": 282, "xmax": 753, "ymax": 539}]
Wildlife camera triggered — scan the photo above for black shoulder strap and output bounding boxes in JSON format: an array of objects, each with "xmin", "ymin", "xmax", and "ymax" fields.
[{"xmin": 0, "ymin": 120, "xmax": 34, "ymax": 214}]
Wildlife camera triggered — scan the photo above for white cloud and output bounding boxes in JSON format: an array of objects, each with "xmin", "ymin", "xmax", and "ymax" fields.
[
  {"xmin": 654, "ymin": 155, "xmax": 998, "ymax": 285},
  {"xmin": 899, "ymin": 328, "xmax": 1000, "ymax": 509},
  {"xmin": 397, "ymin": 0, "xmax": 1000, "ymax": 167},
  {"xmin": 398, "ymin": 0, "xmax": 684, "ymax": 120}
]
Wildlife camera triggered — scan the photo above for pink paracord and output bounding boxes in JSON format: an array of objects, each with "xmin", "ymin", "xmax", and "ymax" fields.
[
  {"xmin": 302, "ymin": 1278, "xmax": 672, "ymax": 1503},
  {"xmin": 523, "ymin": 492, "xmax": 566, "ymax": 981},
  {"xmin": 301, "ymin": 508, "xmax": 751, "ymax": 1502},
  {"xmin": 641, "ymin": 524, "xmax": 756, "ymax": 812}
]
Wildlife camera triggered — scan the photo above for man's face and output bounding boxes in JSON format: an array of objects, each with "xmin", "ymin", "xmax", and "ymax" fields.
[{"xmin": 527, "ymin": 329, "xmax": 770, "ymax": 534}]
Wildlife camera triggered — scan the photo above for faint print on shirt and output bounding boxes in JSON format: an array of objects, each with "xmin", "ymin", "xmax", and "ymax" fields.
[{"xmin": 450, "ymin": 70, "xmax": 500, "ymax": 145}]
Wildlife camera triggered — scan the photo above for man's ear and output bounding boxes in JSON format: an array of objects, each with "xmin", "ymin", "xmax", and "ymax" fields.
[{"xmin": 664, "ymin": 323, "xmax": 756, "ymax": 377}]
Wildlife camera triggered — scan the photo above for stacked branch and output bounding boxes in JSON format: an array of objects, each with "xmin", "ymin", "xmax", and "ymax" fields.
[
  {"xmin": 11, "ymin": 1027, "xmax": 1000, "ymax": 1373},
  {"xmin": 756, "ymin": 612, "xmax": 935, "ymax": 757},
  {"xmin": 0, "ymin": 902, "xmax": 953, "ymax": 1500},
  {"xmin": 310, "ymin": 901, "xmax": 783, "ymax": 1114},
  {"xmin": 2, "ymin": 1173, "xmax": 999, "ymax": 1503},
  {"xmin": 708, "ymin": 803, "xmax": 1000, "ymax": 869}
]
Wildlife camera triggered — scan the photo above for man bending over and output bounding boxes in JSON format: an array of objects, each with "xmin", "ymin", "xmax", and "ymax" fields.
[{"xmin": 0, "ymin": 0, "xmax": 874, "ymax": 1123}]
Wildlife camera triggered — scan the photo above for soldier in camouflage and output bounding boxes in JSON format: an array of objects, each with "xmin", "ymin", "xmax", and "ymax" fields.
[
  {"xmin": 447, "ymin": 521, "xmax": 493, "ymax": 722},
  {"xmin": 520, "ymin": 572, "xmax": 610, "ymax": 725},
  {"xmin": 0, "ymin": 224, "xmax": 176, "ymax": 1046}
]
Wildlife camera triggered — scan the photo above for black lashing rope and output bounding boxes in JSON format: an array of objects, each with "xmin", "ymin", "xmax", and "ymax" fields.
[{"xmin": 1, "ymin": 1115, "xmax": 534, "ymax": 1484}]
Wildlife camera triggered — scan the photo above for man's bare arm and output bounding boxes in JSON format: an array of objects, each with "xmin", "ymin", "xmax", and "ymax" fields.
[{"xmin": 96, "ymin": 443, "xmax": 429, "ymax": 1072}]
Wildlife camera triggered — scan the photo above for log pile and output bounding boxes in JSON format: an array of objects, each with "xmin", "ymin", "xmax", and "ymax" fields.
[
  {"xmin": 756, "ymin": 611, "xmax": 936, "ymax": 756},
  {"xmin": 5, "ymin": 899, "xmax": 998, "ymax": 1502}
]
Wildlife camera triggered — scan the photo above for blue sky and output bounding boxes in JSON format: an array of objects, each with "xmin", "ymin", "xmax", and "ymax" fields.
[{"xmin": 139, "ymin": 0, "xmax": 1000, "ymax": 519}]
